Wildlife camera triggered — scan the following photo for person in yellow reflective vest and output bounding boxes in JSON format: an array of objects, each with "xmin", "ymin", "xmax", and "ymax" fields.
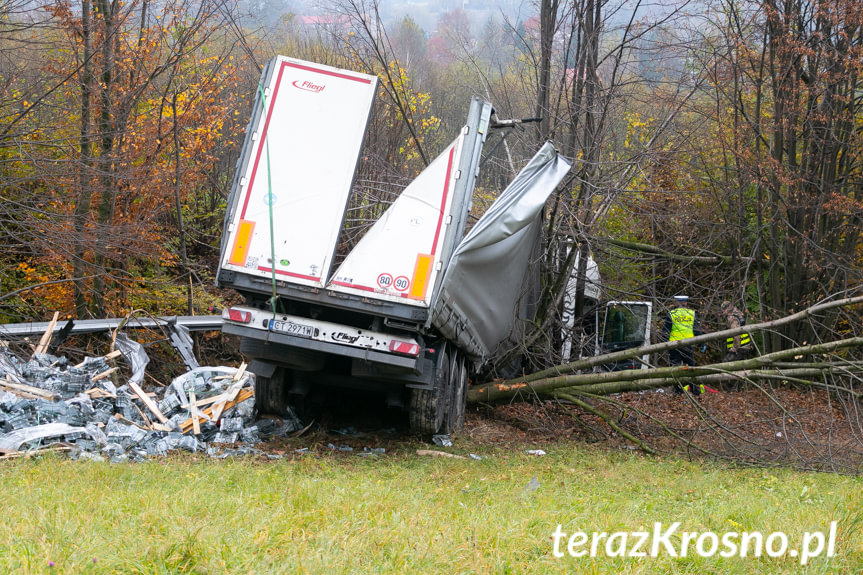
[
  {"xmin": 720, "ymin": 300, "xmax": 753, "ymax": 362},
  {"xmin": 664, "ymin": 295, "xmax": 704, "ymax": 394}
]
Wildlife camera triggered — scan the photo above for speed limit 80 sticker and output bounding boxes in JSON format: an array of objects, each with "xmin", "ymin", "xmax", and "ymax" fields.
[{"xmin": 376, "ymin": 273, "xmax": 393, "ymax": 289}]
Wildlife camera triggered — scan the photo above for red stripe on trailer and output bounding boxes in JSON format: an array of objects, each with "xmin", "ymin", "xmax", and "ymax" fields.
[
  {"xmin": 239, "ymin": 61, "xmax": 369, "ymax": 220},
  {"xmin": 257, "ymin": 266, "xmax": 320, "ymax": 282},
  {"xmin": 330, "ymin": 280, "xmax": 376, "ymax": 292},
  {"xmin": 429, "ymin": 145, "xmax": 455, "ymax": 255},
  {"xmin": 284, "ymin": 61, "xmax": 373, "ymax": 84},
  {"xmin": 239, "ymin": 64, "xmax": 287, "ymax": 220}
]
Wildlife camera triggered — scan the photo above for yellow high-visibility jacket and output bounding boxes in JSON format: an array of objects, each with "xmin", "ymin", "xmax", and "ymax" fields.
[{"xmin": 668, "ymin": 308, "xmax": 695, "ymax": 341}]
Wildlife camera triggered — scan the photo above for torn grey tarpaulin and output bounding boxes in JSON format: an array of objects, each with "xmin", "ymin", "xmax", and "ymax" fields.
[{"xmin": 113, "ymin": 332, "xmax": 149, "ymax": 385}]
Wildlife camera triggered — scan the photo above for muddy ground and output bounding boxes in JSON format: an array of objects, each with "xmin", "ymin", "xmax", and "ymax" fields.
[
  {"xmin": 462, "ymin": 385, "xmax": 863, "ymax": 471},
  {"xmin": 258, "ymin": 383, "xmax": 863, "ymax": 473}
]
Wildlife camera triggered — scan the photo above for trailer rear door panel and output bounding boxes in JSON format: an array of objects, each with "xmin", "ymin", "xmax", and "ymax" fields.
[
  {"xmin": 327, "ymin": 135, "xmax": 466, "ymax": 307},
  {"xmin": 220, "ymin": 57, "xmax": 377, "ymax": 288}
]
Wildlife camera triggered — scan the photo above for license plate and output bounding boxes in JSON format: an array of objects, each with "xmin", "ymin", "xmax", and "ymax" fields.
[{"xmin": 269, "ymin": 319, "xmax": 314, "ymax": 338}]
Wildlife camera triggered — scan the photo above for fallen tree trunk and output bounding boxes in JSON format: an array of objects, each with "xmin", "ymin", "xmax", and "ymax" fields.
[
  {"xmin": 601, "ymin": 237, "xmax": 750, "ymax": 266},
  {"xmin": 469, "ymin": 338, "xmax": 863, "ymax": 402},
  {"xmin": 553, "ymin": 366, "xmax": 862, "ymax": 397},
  {"xmin": 469, "ymin": 294, "xmax": 863, "ymax": 403}
]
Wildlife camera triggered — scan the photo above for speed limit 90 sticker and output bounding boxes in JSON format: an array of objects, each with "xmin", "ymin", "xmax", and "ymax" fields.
[{"xmin": 393, "ymin": 276, "xmax": 410, "ymax": 292}]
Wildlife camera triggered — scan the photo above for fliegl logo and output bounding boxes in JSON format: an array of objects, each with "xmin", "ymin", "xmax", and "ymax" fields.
[{"xmin": 292, "ymin": 79, "xmax": 326, "ymax": 93}]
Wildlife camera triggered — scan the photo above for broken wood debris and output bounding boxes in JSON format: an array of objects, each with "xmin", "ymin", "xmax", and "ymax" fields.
[
  {"xmin": 127, "ymin": 380, "xmax": 168, "ymax": 424},
  {"xmin": 0, "ymin": 379, "xmax": 56, "ymax": 400},
  {"xmin": 0, "ymin": 344, "xmax": 301, "ymax": 462},
  {"xmin": 74, "ymin": 350, "xmax": 122, "ymax": 369},
  {"xmin": 180, "ymin": 388, "xmax": 255, "ymax": 434},
  {"xmin": 85, "ymin": 388, "xmax": 116, "ymax": 399},
  {"xmin": 33, "ymin": 312, "xmax": 59, "ymax": 357},
  {"xmin": 188, "ymin": 388, "xmax": 201, "ymax": 435},
  {"xmin": 416, "ymin": 449, "xmax": 467, "ymax": 459},
  {"xmin": 91, "ymin": 367, "xmax": 119, "ymax": 382}
]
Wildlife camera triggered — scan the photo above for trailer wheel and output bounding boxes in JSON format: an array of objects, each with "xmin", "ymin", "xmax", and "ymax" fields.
[
  {"xmin": 409, "ymin": 349, "xmax": 451, "ymax": 435},
  {"xmin": 255, "ymin": 367, "xmax": 289, "ymax": 414},
  {"xmin": 448, "ymin": 354, "xmax": 468, "ymax": 433}
]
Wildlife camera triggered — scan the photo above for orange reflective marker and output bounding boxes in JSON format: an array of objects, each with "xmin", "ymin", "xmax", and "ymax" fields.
[
  {"xmin": 409, "ymin": 254, "xmax": 433, "ymax": 300},
  {"xmin": 228, "ymin": 220, "xmax": 255, "ymax": 266}
]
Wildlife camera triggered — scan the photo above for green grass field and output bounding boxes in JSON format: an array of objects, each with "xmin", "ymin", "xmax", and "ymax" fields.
[{"xmin": 1, "ymin": 442, "xmax": 860, "ymax": 574}]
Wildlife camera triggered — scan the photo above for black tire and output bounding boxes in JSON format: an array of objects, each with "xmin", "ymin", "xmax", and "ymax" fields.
[
  {"xmin": 409, "ymin": 348, "xmax": 450, "ymax": 435},
  {"xmin": 254, "ymin": 367, "xmax": 289, "ymax": 415},
  {"xmin": 449, "ymin": 354, "xmax": 468, "ymax": 433}
]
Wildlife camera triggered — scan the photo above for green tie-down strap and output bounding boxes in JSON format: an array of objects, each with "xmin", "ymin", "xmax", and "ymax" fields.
[{"xmin": 257, "ymin": 82, "xmax": 278, "ymax": 317}]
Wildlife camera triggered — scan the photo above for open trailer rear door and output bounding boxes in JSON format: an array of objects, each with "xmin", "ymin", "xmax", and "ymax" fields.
[
  {"xmin": 326, "ymin": 98, "xmax": 493, "ymax": 308},
  {"xmin": 219, "ymin": 57, "xmax": 378, "ymax": 288},
  {"xmin": 327, "ymin": 135, "xmax": 467, "ymax": 307}
]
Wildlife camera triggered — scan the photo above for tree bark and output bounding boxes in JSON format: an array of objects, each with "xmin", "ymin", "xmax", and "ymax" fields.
[
  {"xmin": 470, "ymin": 337, "xmax": 863, "ymax": 403},
  {"xmin": 73, "ymin": 0, "xmax": 94, "ymax": 318},
  {"xmin": 469, "ymin": 295, "xmax": 863, "ymax": 402}
]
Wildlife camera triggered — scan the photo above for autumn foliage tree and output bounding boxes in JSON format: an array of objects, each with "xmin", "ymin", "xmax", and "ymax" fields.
[
  {"xmin": 0, "ymin": 0, "xmax": 250, "ymax": 321},
  {"xmin": 696, "ymin": 0, "xmax": 863, "ymax": 348}
]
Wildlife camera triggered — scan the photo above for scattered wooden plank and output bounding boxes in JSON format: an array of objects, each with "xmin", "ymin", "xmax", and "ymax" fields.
[
  {"xmin": 132, "ymin": 401, "xmax": 153, "ymax": 429},
  {"xmin": 0, "ymin": 445, "xmax": 72, "ymax": 461},
  {"xmin": 114, "ymin": 413, "xmax": 151, "ymax": 431},
  {"xmin": 195, "ymin": 394, "xmax": 226, "ymax": 407},
  {"xmin": 416, "ymin": 449, "xmax": 467, "ymax": 460},
  {"xmin": 188, "ymin": 388, "xmax": 201, "ymax": 435},
  {"xmin": 0, "ymin": 386, "xmax": 43, "ymax": 400},
  {"xmin": 0, "ymin": 380, "xmax": 55, "ymax": 399},
  {"xmin": 33, "ymin": 311, "xmax": 59, "ymax": 356},
  {"xmin": 84, "ymin": 388, "xmax": 116, "ymax": 399},
  {"xmin": 203, "ymin": 363, "xmax": 250, "ymax": 421},
  {"xmin": 289, "ymin": 419, "xmax": 315, "ymax": 438},
  {"xmin": 74, "ymin": 350, "xmax": 122, "ymax": 369},
  {"xmin": 127, "ymin": 380, "xmax": 169, "ymax": 424},
  {"xmin": 209, "ymin": 397, "xmax": 228, "ymax": 423},
  {"xmin": 180, "ymin": 387, "xmax": 254, "ymax": 434},
  {"xmin": 179, "ymin": 393, "xmax": 227, "ymax": 410},
  {"xmin": 90, "ymin": 367, "xmax": 119, "ymax": 382},
  {"xmin": 211, "ymin": 381, "xmax": 244, "ymax": 423}
]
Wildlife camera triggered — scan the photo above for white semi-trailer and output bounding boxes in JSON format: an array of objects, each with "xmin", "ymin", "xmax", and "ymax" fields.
[{"xmin": 217, "ymin": 56, "xmax": 571, "ymax": 434}]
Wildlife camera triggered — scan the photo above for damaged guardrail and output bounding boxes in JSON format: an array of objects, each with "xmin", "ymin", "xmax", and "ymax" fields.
[{"xmin": 0, "ymin": 314, "xmax": 223, "ymax": 371}]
